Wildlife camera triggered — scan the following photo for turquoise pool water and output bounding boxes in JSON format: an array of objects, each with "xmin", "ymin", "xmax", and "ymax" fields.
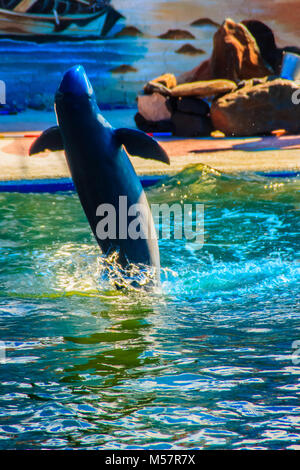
[{"xmin": 0, "ymin": 166, "xmax": 299, "ymax": 450}]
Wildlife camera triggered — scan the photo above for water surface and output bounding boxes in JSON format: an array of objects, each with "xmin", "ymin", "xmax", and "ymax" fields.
[{"xmin": 0, "ymin": 167, "xmax": 299, "ymax": 449}]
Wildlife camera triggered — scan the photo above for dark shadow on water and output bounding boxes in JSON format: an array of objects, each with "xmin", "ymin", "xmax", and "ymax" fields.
[{"xmin": 60, "ymin": 303, "xmax": 163, "ymax": 389}]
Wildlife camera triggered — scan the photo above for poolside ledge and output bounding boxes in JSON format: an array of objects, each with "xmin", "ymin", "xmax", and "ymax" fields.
[{"xmin": 0, "ymin": 133, "xmax": 300, "ymax": 181}]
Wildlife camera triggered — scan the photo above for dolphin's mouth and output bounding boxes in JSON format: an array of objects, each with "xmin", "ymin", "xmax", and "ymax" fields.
[{"xmin": 58, "ymin": 65, "xmax": 93, "ymax": 97}]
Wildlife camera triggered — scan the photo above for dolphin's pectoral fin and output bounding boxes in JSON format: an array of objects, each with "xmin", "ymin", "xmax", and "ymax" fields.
[
  {"xmin": 29, "ymin": 126, "xmax": 64, "ymax": 155},
  {"xmin": 114, "ymin": 128, "xmax": 170, "ymax": 165}
]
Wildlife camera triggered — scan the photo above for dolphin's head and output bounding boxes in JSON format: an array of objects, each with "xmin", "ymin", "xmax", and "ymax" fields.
[
  {"xmin": 58, "ymin": 65, "xmax": 93, "ymax": 97},
  {"xmin": 55, "ymin": 65, "xmax": 111, "ymax": 141},
  {"xmin": 55, "ymin": 65, "xmax": 96, "ymax": 114}
]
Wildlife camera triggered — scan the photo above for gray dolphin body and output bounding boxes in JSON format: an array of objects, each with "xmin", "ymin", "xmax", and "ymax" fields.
[{"xmin": 30, "ymin": 65, "xmax": 169, "ymax": 280}]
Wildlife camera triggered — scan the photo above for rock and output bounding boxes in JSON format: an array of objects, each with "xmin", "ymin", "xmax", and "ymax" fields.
[
  {"xmin": 158, "ymin": 29, "xmax": 195, "ymax": 40},
  {"xmin": 177, "ymin": 59, "xmax": 212, "ymax": 84},
  {"xmin": 171, "ymin": 79, "xmax": 237, "ymax": 98},
  {"xmin": 137, "ymin": 93, "xmax": 172, "ymax": 122},
  {"xmin": 241, "ymin": 19, "xmax": 280, "ymax": 73},
  {"xmin": 171, "ymin": 112, "xmax": 213, "ymax": 137},
  {"xmin": 175, "ymin": 44, "xmax": 205, "ymax": 55},
  {"xmin": 177, "ymin": 18, "xmax": 273, "ymax": 84},
  {"xmin": 190, "ymin": 17, "xmax": 220, "ymax": 27},
  {"xmin": 210, "ymin": 18, "xmax": 272, "ymax": 81},
  {"xmin": 151, "ymin": 73, "xmax": 177, "ymax": 89},
  {"xmin": 210, "ymin": 78, "xmax": 300, "ymax": 136},
  {"xmin": 240, "ymin": 21, "xmax": 300, "ymax": 75},
  {"xmin": 134, "ymin": 112, "xmax": 173, "ymax": 134},
  {"xmin": 236, "ymin": 77, "xmax": 270, "ymax": 90},
  {"xmin": 165, "ymin": 96, "xmax": 179, "ymax": 114},
  {"xmin": 176, "ymin": 97, "xmax": 210, "ymax": 115},
  {"xmin": 164, "ymin": 96, "xmax": 209, "ymax": 115},
  {"xmin": 144, "ymin": 81, "xmax": 172, "ymax": 97},
  {"xmin": 114, "ymin": 26, "xmax": 143, "ymax": 37},
  {"xmin": 110, "ymin": 64, "xmax": 137, "ymax": 73}
]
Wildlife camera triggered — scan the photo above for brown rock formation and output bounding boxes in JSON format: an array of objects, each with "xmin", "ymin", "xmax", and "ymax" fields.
[
  {"xmin": 175, "ymin": 44, "xmax": 205, "ymax": 55},
  {"xmin": 144, "ymin": 81, "xmax": 172, "ymax": 97},
  {"xmin": 158, "ymin": 29, "xmax": 195, "ymax": 40},
  {"xmin": 177, "ymin": 59, "xmax": 212, "ymax": 84},
  {"xmin": 110, "ymin": 64, "xmax": 137, "ymax": 74},
  {"xmin": 178, "ymin": 18, "xmax": 273, "ymax": 84},
  {"xmin": 210, "ymin": 18, "xmax": 272, "ymax": 81},
  {"xmin": 190, "ymin": 18, "xmax": 220, "ymax": 27},
  {"xmin": 151, "ymin": 73, "xmax": 177, "ymax": 89},
  {"xmin": 114, "ymin": 26, "xmax": 144, "ymax": 38},
  {"xmin": 211, "ymin": 78, "xmax": 300, "ymax": 136},
  {"xmin": 171, "ymin": 79, "xmax": 237, "ymax": 98}
]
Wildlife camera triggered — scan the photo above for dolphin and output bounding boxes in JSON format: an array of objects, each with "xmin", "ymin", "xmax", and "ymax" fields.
[{"xmin": 29, "ymin": 65, "xmax": 170, "ymax": 281}]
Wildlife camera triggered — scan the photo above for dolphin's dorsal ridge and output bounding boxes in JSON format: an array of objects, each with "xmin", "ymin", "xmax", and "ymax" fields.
[
  {"xmin": 114, "ymin": 128, "xmax": 170, "ymax": 165},
  {"xmin": 29, "ymin": 126, "xmax": 64, "ymax": 155}
]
